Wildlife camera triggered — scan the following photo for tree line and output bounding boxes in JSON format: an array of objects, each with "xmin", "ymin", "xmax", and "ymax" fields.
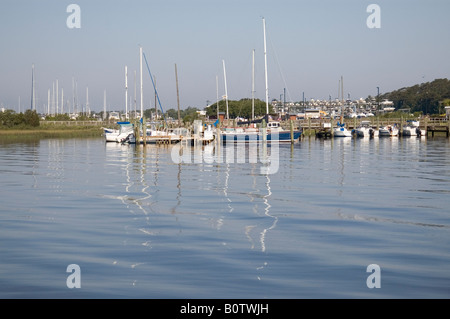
[
  {"xmin": 0, "ymin": 109, "xmax": 40, "ymax": 128},
  {"xmin": 381, "ymin": 78, "xmax": 450, "ymax": 115},
  {"xmin": 204, "ymin": 98, "xmax": 273, "ymax": 119}
]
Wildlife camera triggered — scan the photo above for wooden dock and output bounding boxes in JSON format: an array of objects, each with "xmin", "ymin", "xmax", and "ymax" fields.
[
  {"xmin": 426, "ymin": 124, "xmax": 449, "ymax": 137},
  {"xmin": 282, "ymin": 117, "xmax": 450, "ymax": 138}
]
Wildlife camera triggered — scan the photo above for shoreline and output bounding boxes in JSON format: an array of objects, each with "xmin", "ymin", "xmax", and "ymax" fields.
[{"xmin": 0, "ymin": 126, "xmax": 103, "ymax": 138}]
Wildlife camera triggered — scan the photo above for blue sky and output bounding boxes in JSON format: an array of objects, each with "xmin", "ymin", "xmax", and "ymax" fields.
[{"xmin": 0, "ymin": 0, "xmax": 449, "ymax": 113}]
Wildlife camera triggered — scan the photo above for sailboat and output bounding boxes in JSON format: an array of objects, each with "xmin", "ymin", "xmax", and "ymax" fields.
[
  {"xmin": 333, "ymin": 76, "xmax": 352, "ymax": 137},
  {"xmin": 221, "ymin": 18, "xmax": 302, "ymax": 143}
]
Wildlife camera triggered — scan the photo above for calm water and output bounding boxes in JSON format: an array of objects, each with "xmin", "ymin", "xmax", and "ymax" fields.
[{"xmin": 0, "ymin": 135, "xmax": 449, "ymax": 299}]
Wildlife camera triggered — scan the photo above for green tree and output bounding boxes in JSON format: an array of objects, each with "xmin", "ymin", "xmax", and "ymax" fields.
[
  {"xmin": 24, "ymin": 110, "xmax": 40, "ymax": 127},
  {"xmin": 205, "ymin": 98, "xmax": 273, "ymax": 119},
  {"xmin": 381, "ymin": 78, "xmax": 450, "ymax": 115}
]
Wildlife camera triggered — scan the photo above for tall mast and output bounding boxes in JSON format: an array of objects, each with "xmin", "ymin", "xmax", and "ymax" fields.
[
  {"xmin": 72, "ymin": 77, "xmax": 75, "ymax": 116},
  {"xmin": 56, "ymin": 79, "xmax": 59, "ymax": 115},
  {"xmin": 140, "ymin": 46, "xmax": 143, "ymax": 119},
  {"xmin": 75, "ymin": 79, "xmax": 78, "ymax": 114},
  {"xmin": 52, "ymin": 81, "xmax": 55, "ymax": 116},
  {"xmin": 31, "ymin": 64, "xmax": 35, "ymax": 111},
  {"xmin": 175, "ymin": 63, "xmax": 181, "ymax": 127},
  {"xmin": 252, "ymin": 49, "xmax": 255, "ymax": 121},
  {"xmin": 216, "ymin": 75, "xmax": 219, "ymax": 122},
  {"xmin": 222, "ymin": 59, "xmax": 229, "ymax": 121},
  {"xmin": 341, "ymin": 75, "xmax": 344, "ymax": 120},
  {"xmin": 85, "ymin": 87, "xmax": 88, "ymax": 117},
  {"xmin": 47, "ymin": 89, "xmax": 50, "ymax": 115},
  {"xmin": 263, "ymin": 18, "xmax": 269, "ymax": 115},
  {"xmin": 134, "ymin": 70, "xmax": 137, "ymax": 118},
  {"xmin": 125, "ymin": 65, "xmax": 128, "ymax": 119},
  {"xmin": 154, "ymin": 75, "xmax": 157, "ymax": 119},
  {"xmin": 61, "ymin": 88, "xmax": 64, "ymax": 114},
  {"xmin": 103, "ymin": 90, "xmax": 107, "ymax": 120}
]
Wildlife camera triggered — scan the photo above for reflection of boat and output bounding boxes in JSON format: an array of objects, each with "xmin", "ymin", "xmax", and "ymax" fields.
[
  {"xmin": 355, "ymin": 120, "xmax": 378, "ymax": 138},
  {"xmin": 402, "ymin": 120, "xmax": 425, "ymax": 137},
  {"xmin": 379, "ymin": 124, "xmax": 399, "ymax": 137},
  {"xmin": 333, "ymin": 122, "xmax": 352, "ymax": 137}
]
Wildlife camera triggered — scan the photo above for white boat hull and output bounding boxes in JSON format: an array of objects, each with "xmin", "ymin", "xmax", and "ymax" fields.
[
  {"xmin": 355, "ymin": 127, "xmax": 378, "ymax": 138},
  {"xmin": 379, "ymin": 126, "xmax": 398, "ymax": 137},
  {"xmin": 333, "ymin": 127, "xmax": 352, "ymax": 137}
]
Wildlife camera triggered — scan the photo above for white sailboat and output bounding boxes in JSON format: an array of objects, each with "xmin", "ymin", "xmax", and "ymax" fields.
[
  {"xmin": 333, "ymin": 76, "xmax": 352, "ymax": 137},
  {"xmin": 221, "ymin": 18, "xmax": 302, "ymax": 143}
]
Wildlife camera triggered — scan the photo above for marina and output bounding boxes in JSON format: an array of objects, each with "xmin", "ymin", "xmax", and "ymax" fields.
[{"xmin": 1, "ymin": 1, "xmax": 450, "ymax": 302}]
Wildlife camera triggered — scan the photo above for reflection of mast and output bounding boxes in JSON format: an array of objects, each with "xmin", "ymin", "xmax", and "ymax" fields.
[
  {"xmin": 260, "ymin": 174, "xmax": 276, "ymax": 253},
  {"xmin": 31, "ymin": 64, "xmax": 36, "ymax": 111}
]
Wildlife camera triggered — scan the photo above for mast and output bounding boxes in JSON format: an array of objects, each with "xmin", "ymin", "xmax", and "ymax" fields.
[
  {"xmin": 263, "ymin": 18, "xmax": 269, "ymax": 115},
  {"xmin": 124, "ymin": 66, "xmax": 128, "ymax": 119},
  {"xmin": 140, "ymin": 46, "xmax": 143, "ymax": 119},
  {"xmin": 56, "ymin": 79, "xmax": 59, "ymax": 115},
  {"xmin": 216, "ymin": 75, "xmax": 219, "ymax": 122},
  {"xmin": 252, "ymin": 49, "xmax": 255, "ymax": 121},
  {"xmin": 154, "ymin": 75, "xmax": 157, "ymax": 120},
  {"xmin": 85, "ymin": 87, "xmax": 88, "ymax": 117},
  {"xmin": 31, "ymin": 64, "xmax": 35, "ymax": 111},
  {"xmin": 61, "ymin": 88, "xmax": 64, "ymax": 114},
  {"xmin": 175, "ymin": 63, "xmax": 181, "ymax": 127},
  {"xmin": 72, "ymin": 77, "xmax": 75, "ymax": 116},
  {"xmin": 47, "ymin": 89, "xmax": 50, "ymax": 115},
  {"xmin": 222, "ymin": 59, "xmax": 229, "ymax": 121},
  {"xmin": 134, "ymin": 70, "xmax": 137, "ymax": 118},
  {"xmin": 103, "ymin": 90, "xmax": 107, "ymax": 120},
  {"xmin": 52, "ymin": 81, "xmax": 55, "ymax": 116},
  {"xmin": 341, "ymin": 75, "xmax": 344, "ymax": 122}
]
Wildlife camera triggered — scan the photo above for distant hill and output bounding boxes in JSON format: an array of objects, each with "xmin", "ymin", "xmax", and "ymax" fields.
[{"xmin": 380, "ymin": 78, "xmax": 450, "ymax": 115}]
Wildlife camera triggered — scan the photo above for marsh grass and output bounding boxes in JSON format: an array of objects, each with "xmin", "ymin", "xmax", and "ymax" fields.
[{"xmin": 0, "ymin": 125, "xmax": 103, "ymax": 140}]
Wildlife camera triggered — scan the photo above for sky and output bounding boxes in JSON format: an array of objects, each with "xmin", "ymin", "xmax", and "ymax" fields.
[{"xmin": 0, "ymin": 0, "xmax": 449, "ymax": 113}]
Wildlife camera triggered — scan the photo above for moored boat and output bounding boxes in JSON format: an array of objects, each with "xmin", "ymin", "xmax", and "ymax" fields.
[
  {"xmin": 355, "ymin": 120, "xmax": 378, "ymax": 138},
  {"xmin": 379, "ymin": 124, "xmax": 399, "ymax": 137},
  {"xmin": 402, "ymin": 120, "xmax": 425, "ymax": 137}
]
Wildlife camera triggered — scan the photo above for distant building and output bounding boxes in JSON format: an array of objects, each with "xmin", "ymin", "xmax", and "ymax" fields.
[{"xmin": 304, "ymin": 109, "xmax": 321, "ymax": 119}]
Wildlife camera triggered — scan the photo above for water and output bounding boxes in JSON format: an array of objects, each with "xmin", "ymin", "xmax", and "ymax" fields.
[{"xmin": 0, "ymin": 136, "xmax": 449, "ymax": 299}]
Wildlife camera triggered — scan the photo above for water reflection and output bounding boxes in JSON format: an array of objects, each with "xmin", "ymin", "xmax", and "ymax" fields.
[{"xmin": 104, "ymin": 141, "xmax": 279, "ymax": 282}]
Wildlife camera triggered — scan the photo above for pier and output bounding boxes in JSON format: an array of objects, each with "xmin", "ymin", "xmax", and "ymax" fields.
[{"xmin": 282, "ymin": 117, "xmax": 450, "ymax": 138}]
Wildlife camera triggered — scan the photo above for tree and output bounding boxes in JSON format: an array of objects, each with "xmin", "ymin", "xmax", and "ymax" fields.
[
  {"xmin": 24, "ymin": 110, "xmax": 40, "ymax": 127},
  {"xmin": 205, "ymin": 98, "xmax": 273, "ymax": 119},
  {"xmin": 381, "ymin": 78, "xmax": 450, "ymax": 115}
]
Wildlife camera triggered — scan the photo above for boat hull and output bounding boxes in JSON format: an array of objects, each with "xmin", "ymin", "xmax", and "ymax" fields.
[
  {"xmin": 333, "ymin": 128, "xmax": 352, "ymax": 137},
  {"xmin": 221, "ymin": 130, "xmax": 301, "ymax": 143}
]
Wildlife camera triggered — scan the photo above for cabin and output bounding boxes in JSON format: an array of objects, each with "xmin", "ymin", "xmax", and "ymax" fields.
[
  {"xmin": 304, "ymin": 109, "xmax": 321, "ymax": 119},
  {"xmin": 109, "ymin": 111, "xmax": 120, "ymax": 120},
  {"xmin": 218, "ymin": 112, "xmax": 225, "ymax": 122}
]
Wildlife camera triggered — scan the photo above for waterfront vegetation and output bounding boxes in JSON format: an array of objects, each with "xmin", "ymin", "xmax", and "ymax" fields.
[
  {"xmin": 0, "ymin": 110, "xmax": 103, "ymax": 138},
  {"xmin": 381, "ymin": 78, "xmax": 450, "ymax": 115}
]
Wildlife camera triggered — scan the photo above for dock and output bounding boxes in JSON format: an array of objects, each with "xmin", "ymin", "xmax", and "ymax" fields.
[{"xmin": 288, "ymin": 117, "xmax": 450, "ymax": 138}]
